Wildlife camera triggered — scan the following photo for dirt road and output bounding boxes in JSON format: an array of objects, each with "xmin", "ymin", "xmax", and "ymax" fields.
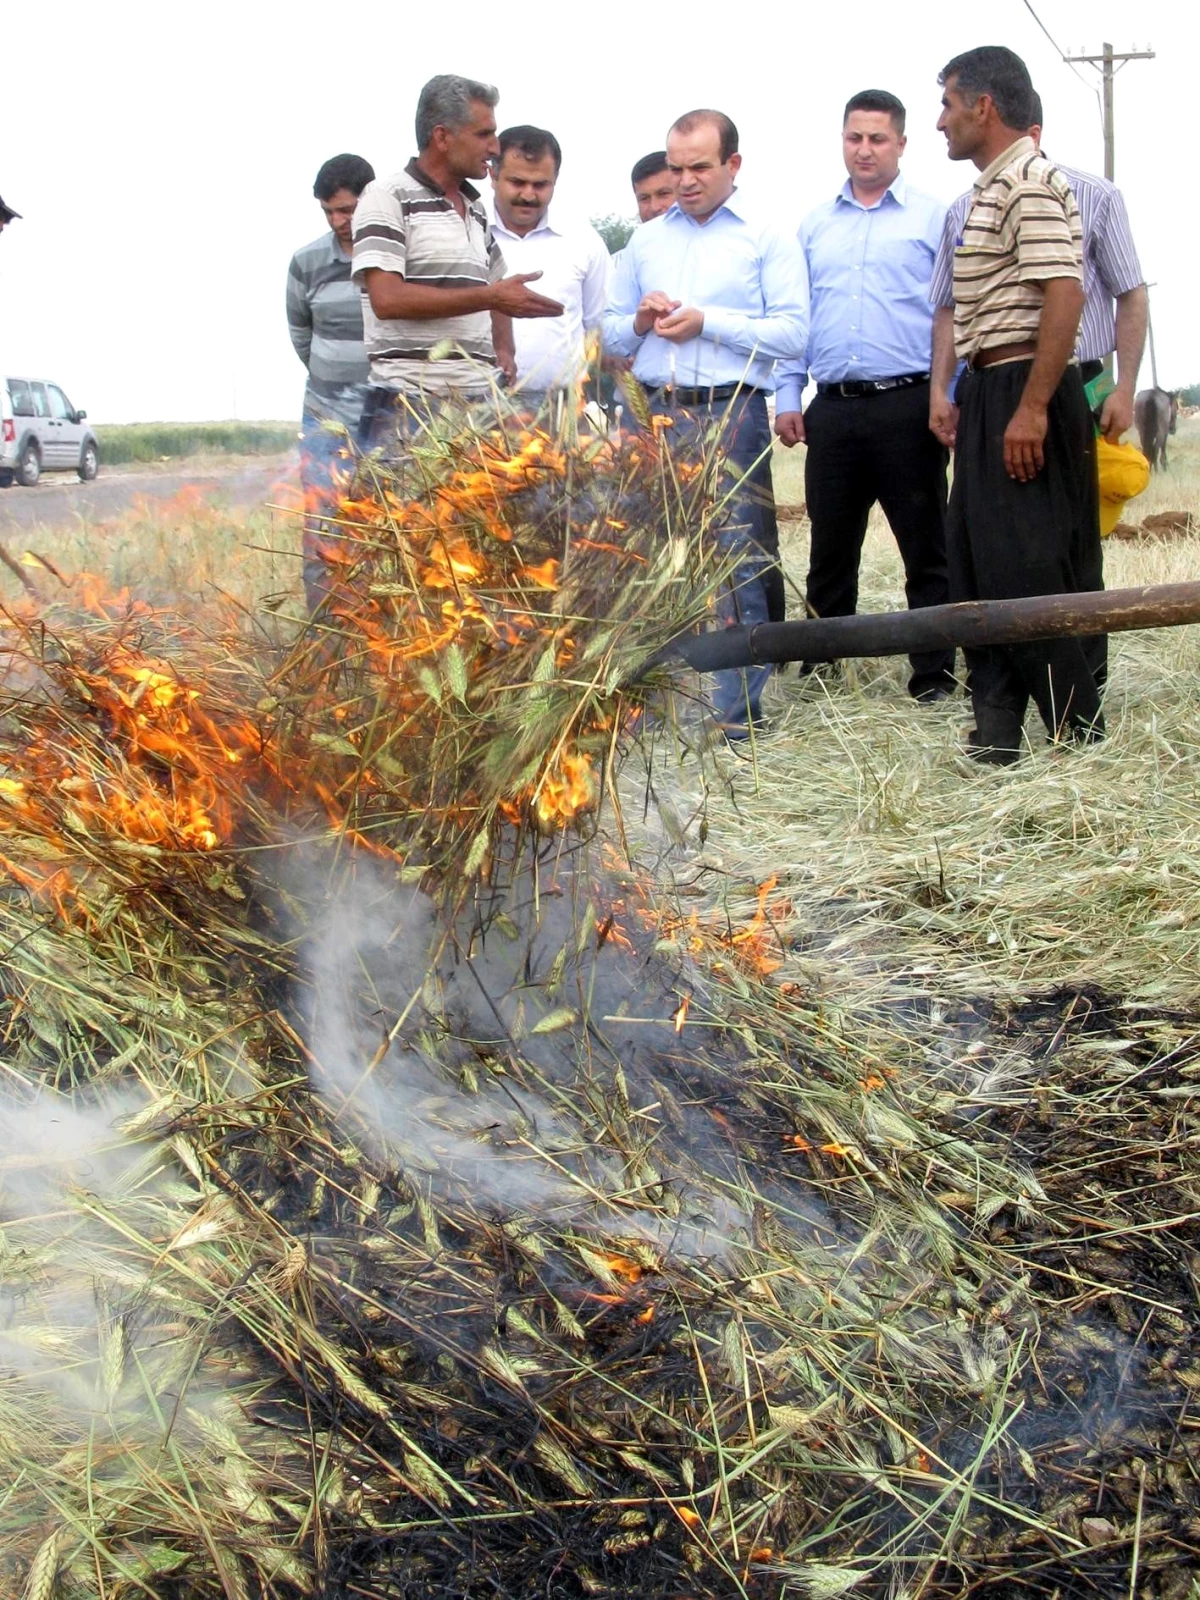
[{"xmin": 0, "ymin": 454, "xmax": 296, "ymax": 533}]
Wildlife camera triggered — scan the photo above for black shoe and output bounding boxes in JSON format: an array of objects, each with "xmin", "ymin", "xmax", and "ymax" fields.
[
  {"xmin": 965, "ymin": 729, "xmax": 1021, "ymax": 766},
  {"xmin": 1058, "ymin": 718, "xmax": 1105, "ymax": 748}
]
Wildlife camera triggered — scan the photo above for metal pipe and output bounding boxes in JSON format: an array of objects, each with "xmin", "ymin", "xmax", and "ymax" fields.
[{"xmin": 651, "ymin": 582, "xmax": 1200, "ymax": 675}]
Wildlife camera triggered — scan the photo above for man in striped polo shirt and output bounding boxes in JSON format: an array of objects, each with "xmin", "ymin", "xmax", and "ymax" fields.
[
  {"xmin": 936, "ymin": 45, "xmax": 1101, "ymax": 766},
  {"xmin": 930, "ymin": 93, "xmax": 1146, "ymax": 448},
  {"xmin": 352, "ymin": 74, "xmax": 563, "ymax": 452}
]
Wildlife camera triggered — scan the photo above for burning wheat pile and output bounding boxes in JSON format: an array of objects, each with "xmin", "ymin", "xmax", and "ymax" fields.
[{"xmin": 1, "ymin": 408, "xmax": 1193, "ymax": 1600}]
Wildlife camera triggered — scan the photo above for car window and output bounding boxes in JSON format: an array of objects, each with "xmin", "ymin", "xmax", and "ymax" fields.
[
  {"xmin": 47, "ymin": 386, "xmax": 74, "ymax": 421},
  {"xmin": 30, "ymin": 384, "xmax": 50, "ymax": 418},
  {"xmin": 8, "ymin": 379, "xmax": 34, "ymax": 417}
]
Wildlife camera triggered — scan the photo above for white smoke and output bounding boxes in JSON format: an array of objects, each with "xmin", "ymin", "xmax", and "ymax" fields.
[{"xmin": 292, "ymin": 851, "xmax": 762, "ymax": 1257}]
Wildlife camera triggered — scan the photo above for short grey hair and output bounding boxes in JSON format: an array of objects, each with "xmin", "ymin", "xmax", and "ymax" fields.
[{"xmin": 415, "ymin": 74, "xmax": 499, "ymax": 150}]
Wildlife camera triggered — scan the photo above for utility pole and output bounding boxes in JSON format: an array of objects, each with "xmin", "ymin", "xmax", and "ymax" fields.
[
  {"xmin": 1062, "ymin": 43, "xmax": 1155, "ymax": 387},
  {"xmin": 1062, "ymin": 42, "xmax": 1154, "ymax": 179}
]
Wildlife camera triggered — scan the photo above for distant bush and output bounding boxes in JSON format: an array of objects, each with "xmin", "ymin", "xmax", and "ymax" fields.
[
  {"xmin": 94, "ymin": 422, "xmax": 298, "ymax": 465},
  {"xmin": 1179, "ymin": 383, "xmax": 1200, "ymax": 407},
  {"xmin": 591, "ymin": 214, "xmax": 636, "ymax": 256}
]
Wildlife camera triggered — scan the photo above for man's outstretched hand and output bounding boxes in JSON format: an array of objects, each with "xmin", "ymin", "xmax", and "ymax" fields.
[{"xmin": 490, "ymin": 271, "xmax": 564, "ymax": 319}]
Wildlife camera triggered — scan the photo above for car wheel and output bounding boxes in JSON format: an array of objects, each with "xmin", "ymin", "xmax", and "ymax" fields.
[
  {"xmin": 0, "ymin": 470, "xmax": 13, "ymax": 489},
  {"xmin": 78, "ymin": 441, "xmax": 99, "ymax": 482},
  {"xmin": 16, "ymin": 441, "xmax": 40, "ymax": 487}
]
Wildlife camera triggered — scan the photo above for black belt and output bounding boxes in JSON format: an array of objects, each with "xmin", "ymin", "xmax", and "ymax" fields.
[
  {"xmin": 643, "ymin": 383, "xmax": 763, "ymax": 407},
  {"xmin": 816, "ymin": 372, "xmax": 929, "ymax": 398}
]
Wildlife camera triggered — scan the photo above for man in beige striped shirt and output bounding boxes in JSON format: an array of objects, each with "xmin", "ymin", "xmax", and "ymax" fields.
[{"xmin": 935, "ymin": 45, "xmax": 1101, "ymax": 765}]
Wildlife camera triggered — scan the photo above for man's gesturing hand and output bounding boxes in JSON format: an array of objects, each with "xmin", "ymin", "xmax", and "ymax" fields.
[
  {"xmin": 1003, "ymin": 400, "xmax": 1048, "ymax": 482},
  {"xmin": 654, "ymin": 306, "xmax": 704, "ymax": 344},
  {"xmin": 633, "ymin": 291, "xmax": 681, "ymax": 336},
  {"xmin": 929, "ymin": 394, "xmax": 959, "ymax": 450},
  {"xmin": 774, "ymin": 410, "xmax": 805, "ymax": 447},
  {"xmin": 490, "ymin": 271, "xmax": 564, "ymax": 319}
]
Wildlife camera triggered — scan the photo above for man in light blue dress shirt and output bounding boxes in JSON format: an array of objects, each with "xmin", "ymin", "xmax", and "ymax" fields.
[
  {"xmin": 603, "ymin": 109, "xmax": 809, "ymax": 739},
  {"xmin": 774, "ymin": 90, "xmax": 955, "ymax": 702}
]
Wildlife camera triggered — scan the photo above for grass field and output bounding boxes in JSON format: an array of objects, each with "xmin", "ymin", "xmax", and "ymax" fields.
[
  {"xmin": 94, "ymin": 419, "xmax": 297, "ymax": 464},
  {"xmin": 2, "ymin": 416, "xmax": 1200, "ymax": 1599}
]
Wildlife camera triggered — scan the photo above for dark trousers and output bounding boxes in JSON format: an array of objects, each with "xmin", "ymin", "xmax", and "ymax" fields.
[
  {"xmin": 358, "ymin": 386, "xmax": 458, "ymax": 456},
  {"xmin": 745, "ymin": 432, "xmax": 786, "ymax": 624},
  {"xmin": 299, "ymin": 410, "xmax": 357, "ymax": 613},
  {"xmin": 948, "ymin": 361, "xmax": 1104, "ymax": 751},
  {"xmin": 803, "ymin": 380, "xmax": 954, "ymax": 697}
]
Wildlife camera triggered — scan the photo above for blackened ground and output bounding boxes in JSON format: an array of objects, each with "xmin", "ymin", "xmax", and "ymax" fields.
[{"xmin": 930, "ymin": 989, "xmax": 1200, "ymax": 1598}]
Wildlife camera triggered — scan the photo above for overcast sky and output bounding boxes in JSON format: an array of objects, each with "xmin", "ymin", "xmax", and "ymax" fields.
[{"xmin": 0, "ymin": 0, "xmax": 1192, "ymax": 423}]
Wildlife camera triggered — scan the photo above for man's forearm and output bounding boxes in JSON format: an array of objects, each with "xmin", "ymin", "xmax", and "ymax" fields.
[
  {"xmin": 930, "ymin": 306, "xmax": 957, "ymax": 397},
  {"xmin": 1113, "ymin": 285, "xmax": 1148, "ymax": 397},
  {"xmin": 1021, "ymin": 278, "xmax": 1085, "ymax": 409},
  {"xmin": 491, "ymin": 310, "xmax": 514, "ymax": 360},
  {"xmin": 364, "ymin": 268, "xmax": 495, "ymax": 321},
  {"xmin": 696, "ymin": 306, "xmax": 808, "ymax": 363}
]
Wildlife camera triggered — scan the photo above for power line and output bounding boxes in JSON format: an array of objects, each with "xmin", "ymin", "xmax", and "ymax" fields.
[{"xmin": 1020, "ymin": 0, "xmax": 1103, "ymax": 100}]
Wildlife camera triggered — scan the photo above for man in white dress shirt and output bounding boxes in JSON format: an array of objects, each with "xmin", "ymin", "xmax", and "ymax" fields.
[{"xmin": 489, "ymin": 125, "xmax": 611, "ymax": 410}]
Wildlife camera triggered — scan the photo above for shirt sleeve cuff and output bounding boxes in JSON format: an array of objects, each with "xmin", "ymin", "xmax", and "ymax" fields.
[
  {"xmin": 603, "ymin": 315, "xmax": 643, "ymax": 358},
  {"xmin": 773, "ymin": 378, "xmax": 805, "ymax": 413},
  {"xmin": 351, "ymin": 249, "xmax": 404, "ymax": 282},
  {"xmin": 700, "ymin": 307, "xmax": 747, "ymax": 346},
  {"xmin": 1015, "ymin": 264, "xmax": 1083, "ymax": 284}
]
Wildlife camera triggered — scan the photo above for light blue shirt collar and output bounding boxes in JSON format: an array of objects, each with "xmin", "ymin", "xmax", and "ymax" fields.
[
  {"xmin": 835, "ymin": 174, "xmax": 908, "ymax": 212},
  {"xmin": 661, "ymin": 186, "xmax": 750, "ymax": 227}
]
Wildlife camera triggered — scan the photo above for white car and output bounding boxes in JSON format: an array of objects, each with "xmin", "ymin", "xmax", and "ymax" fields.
[{"xmin": 0, "ymin": 376, "xmax": 99, "ymax": 487}]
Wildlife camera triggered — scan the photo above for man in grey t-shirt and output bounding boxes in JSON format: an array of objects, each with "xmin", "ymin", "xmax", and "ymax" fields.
[{"xmin": 288, "ymin": 153, "xmax": 376, "ymax": 611}]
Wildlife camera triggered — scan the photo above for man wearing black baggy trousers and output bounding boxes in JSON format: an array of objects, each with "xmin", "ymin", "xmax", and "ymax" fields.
[
  {"xmin": 774, "ymin": 89, "xmax": 955, "ymax": 701},
  {"xmin": 934, "ymin": 46, "xmax": 1101, "ymax": 765}
]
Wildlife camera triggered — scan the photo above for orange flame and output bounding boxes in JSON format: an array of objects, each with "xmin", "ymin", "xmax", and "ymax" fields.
[
  {"xmin": 594, "ymin": 1251, "xmax": 645, "ymax": 1284},
  {"xmin": 517, "ymin": 557, "xmax": 560, "ymax": 590},
  {"xmin": 532, "ymin": 751, "xmax": 597, "ymax": 830}
]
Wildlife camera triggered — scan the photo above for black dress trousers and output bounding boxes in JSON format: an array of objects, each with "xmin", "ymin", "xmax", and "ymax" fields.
[{"xmin": 802, "ymin": 379, "xmax": 954, "ymax": 698}]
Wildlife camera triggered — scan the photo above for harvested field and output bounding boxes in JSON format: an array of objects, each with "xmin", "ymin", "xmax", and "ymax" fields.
[{"xmin": 0, "ymin": 410, "xmax": 1199, "ymax": 1600}]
